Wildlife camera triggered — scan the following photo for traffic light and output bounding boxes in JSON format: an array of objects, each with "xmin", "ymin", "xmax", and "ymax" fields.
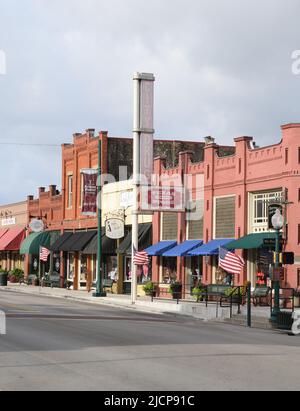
[{"xmin": 282, "ymin": 252, "xmax": 295, "ymax": 265}]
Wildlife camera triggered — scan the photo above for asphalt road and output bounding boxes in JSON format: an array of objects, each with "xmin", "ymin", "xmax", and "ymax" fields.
[{"xmin": 0, "ymin": 290, "xmax": 299, "ymax": 391}]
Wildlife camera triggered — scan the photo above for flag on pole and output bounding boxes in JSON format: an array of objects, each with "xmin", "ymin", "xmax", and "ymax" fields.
[
  {"xmin": 219, "ymin": 247, "xmax": 245, "ymax": 275},
  {"xmin": 40, "ymin": 247, "xmax": 50, "ymax": 262},
  {"xmin": 133, "ymin": 250, "xmax": 149, "ymax": 266}
]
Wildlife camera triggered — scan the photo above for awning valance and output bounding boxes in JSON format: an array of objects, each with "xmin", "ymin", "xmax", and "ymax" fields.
[
  {"xmin": 20, "ymin": 232, "xmax": 51, "ymax": 255},
  {"xmin": 188, "ymin": 239, "xmax": 235, "ymax": 256},
  {"xmin": 59, "ymin": 231, "xmax": 96, "ymax": 252},
  {"xmin": 82, "ymin": 233, "xmax": 116, "ymax": 255},
  {"xmin": 144, "ymin": 241, "xmax": 177, "ymax": 257},
  {"xmin": 163, "ymin": 240, "xmax": 203, "ymax": 257},
  {"xmin": 0, "ymin": 227, "xmax": 25, "ymax": 251},
  {"xmin": 225, "ymin": 233, "xmax": 278, "ymax": 250},
  {"xmin": 118, "ymin": 224, "xmax": 152, "ymax": 255}
]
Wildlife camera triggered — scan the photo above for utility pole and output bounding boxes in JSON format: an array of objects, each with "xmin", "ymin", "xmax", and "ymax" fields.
[
  {"xmin": 132, "ymin": 72, "xmax": 155, "ymax": 305},
  {"xmin": 94, "ymin": 139, "xmax": 106, "ymax": 298}
]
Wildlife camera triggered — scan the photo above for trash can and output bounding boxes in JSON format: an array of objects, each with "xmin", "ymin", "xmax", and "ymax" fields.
[{"xmin": 0, "ymin": 272, "xmax": 8, "ymax": 287}]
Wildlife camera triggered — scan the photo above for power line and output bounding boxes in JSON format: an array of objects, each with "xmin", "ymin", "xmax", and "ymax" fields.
[{"xmin": 0, "ymin": 142, "xmax": 61, "ymax": 147}]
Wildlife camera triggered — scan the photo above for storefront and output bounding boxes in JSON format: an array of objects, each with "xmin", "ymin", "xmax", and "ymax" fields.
[
  {"xmin": 118, "ymin": 223, "xmax": 152, "ymax": 294},
  {"xmin": 51, "ymin": 230, "xmax": 96, "ymax": 290},
  {"xmin": 20, "ymin": 230, "xmax": 60, "ymax": 278},
  {"xmin": 225, "ymin": 233, "xmax": 279, "ymax": 287},
  {"xmin": 0, "ymin": 227, "xmax": 25, "ymax": 272},
  {"xmin": 160, "ymin": 240, "xmax": 203, "ymax": 296},
  {"xmin": 82, "ymin": 233, "xmax": 117, "ymax": 289},
  {"xmin": 188, "ymin": 239, "xmax": 235, "ymax": 285}
]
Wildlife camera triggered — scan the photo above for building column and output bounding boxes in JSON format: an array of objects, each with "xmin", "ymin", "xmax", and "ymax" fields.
[{"xmin": 73, "ymin": 252, "xmax": 79, "ymax": 291}]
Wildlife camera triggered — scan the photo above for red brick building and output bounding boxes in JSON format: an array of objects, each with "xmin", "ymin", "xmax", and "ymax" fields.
[{"xmin": 149, "ymin": 124, "xmax": 300, "ymax": 294}]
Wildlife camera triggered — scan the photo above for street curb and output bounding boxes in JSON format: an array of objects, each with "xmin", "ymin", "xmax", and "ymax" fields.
[{"xmin": 0, "ymin": 286, "xmax": 191, "ymax": 319}]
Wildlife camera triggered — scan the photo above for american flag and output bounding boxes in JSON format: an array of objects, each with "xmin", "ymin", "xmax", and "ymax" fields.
[
  {"xmin": 40, "ymin": 247, "xmax": 50, "ymax": 262},
  {"xmin": 133, "ymin": 251, "xmax": 149, "ymax": 266},
  {"xmin": 219, "ymin": 247, "xmax": 245, "ymax": 275}
]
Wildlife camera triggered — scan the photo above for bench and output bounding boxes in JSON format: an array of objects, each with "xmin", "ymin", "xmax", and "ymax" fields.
[
  {"xmin": 206, "ymin": 285, "xmax": 232, "ymax": 298},
  {"xmin": 88, "ymin": 279, "xmax": 114, "ymax": 293},
  {"xmin": 41, "ymin": 273, "xmax": 62, "ymax": 288},
  {"xmin": 20, "ymin": 274, "xmax": 38, "ymax": 286},
  {"xmin": 251, "ymin": 286, "xmax": 271, "ymax": 307}
]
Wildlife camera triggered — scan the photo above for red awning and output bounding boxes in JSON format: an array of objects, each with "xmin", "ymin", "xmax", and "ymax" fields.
[
  {"xmin": 0, "ymin": 229, "xmax": 8, "ymax": 239},
  {"xmin": 0, "ymin": 228, "xmax": 25, "ymax": 251}
]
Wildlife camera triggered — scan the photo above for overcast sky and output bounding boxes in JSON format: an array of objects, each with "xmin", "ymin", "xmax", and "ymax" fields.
[{"xmin": 0, "ymin": 0, "xmax": 300, "ymax": 203}]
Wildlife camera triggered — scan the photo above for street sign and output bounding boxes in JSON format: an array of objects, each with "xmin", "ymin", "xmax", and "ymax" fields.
[{"xmin": 263, "ymin": 238, "xmax": 284, "ymax": 247}]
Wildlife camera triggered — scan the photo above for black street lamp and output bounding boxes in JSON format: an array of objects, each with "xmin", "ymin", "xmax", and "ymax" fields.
[{"xmin": 270, "ymin": 209, "xmax": 284, "ymax": 323}]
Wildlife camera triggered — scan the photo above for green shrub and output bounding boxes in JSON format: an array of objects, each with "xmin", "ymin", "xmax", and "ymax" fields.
[
  {"xmin": 143, "ymin": 282, "xmax": 156, "ymax": 295},
  {"xmin": 10, "ymin": 268, "xmax": 24, "ymax": 280}
]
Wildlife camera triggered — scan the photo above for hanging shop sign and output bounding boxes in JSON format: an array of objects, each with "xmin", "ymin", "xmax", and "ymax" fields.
[
  {"xmin": 106, "ymin": 218, "xmax": 125, "ymax": 240},
  {"xmin": 82, "ymin": 169, "xmax": 98, "ymax": 216},
  {"xmin": 139, "ymin": 186, "xmax": 185, "ymax": 212},
  {"xmin": 29, "ymin": 219, "xmax": 44, "ymax": 233}
]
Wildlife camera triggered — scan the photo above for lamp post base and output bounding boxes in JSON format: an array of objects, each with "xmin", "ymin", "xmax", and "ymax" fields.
[{"xmin": 93, "ymin": 292, "xmax": 107, "ymax": 298}]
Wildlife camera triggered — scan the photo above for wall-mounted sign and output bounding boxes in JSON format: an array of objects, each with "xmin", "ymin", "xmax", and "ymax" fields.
[
  {"xmin": 106, "ymin": 218, "xmax": 125, "ymax": 240},
  {"xmin": 82, "ymin": 169, "xmax": 98, "ymax": 216},
  {"xmin": 136, "ymin": 73, "xmax": 155, "ymax": 183},
  {"xmin": 140, "ymin": 186, "xmax": 185, "ymax": 212},
  {"xmin": 120, "ymin": 191, "xmax": 134, "ymax": 208},
  {"xmin": 1, "ymin": 217, "xmax": 16, "ymax": 226},
  {"xmin": 29, "ymin": 219, "xmax": 45, "ymax": 233}
]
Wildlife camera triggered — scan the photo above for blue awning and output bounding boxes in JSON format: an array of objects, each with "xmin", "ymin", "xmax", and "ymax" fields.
[
  {"xmin": 144, "ymin": 241, "xmax": 177, "ymax": 256},
  {"xmin": 187, "ymin": 239, "xmax": 235, "ymax": 256},
  {"xmin": 163, "ymin": 240, "xmax": 203, "ymax": 257}
]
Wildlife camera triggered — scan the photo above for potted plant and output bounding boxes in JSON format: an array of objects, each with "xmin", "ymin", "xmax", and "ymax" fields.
[
  {"xmin": 143, "ymin": 282, "xmax": 156, "ymax": 297},
  {"xmin": 294, "ymin": 288, "xmax": 300, "ymax": 308},
  {"xmin": 8, "ymin": 268, "xmax": 24, "ymax": 284},
  {"xmin": 224, "ymin": 287, "xmax": 242, "ymax": 303},
  {"xmin": 192, "ymin": 284, "xmax": 205, "ymax": 302},
  {"xmin": 169, "ymin": 282, "xmax": 182, "ymax": 300}
]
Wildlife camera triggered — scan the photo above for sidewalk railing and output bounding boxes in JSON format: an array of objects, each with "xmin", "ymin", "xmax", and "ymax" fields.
[{"xmin": 149, "ymin": 283, "xmax": 246, "ymax": 318}]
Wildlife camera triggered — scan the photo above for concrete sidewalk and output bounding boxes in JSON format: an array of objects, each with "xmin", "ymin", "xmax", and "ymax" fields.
[{"xmin": 0, "ymin": 283, "xmax": 270, "ymax": 321}]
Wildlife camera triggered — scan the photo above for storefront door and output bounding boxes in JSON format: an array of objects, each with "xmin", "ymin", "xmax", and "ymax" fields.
[
  {"xmin": 67, "ymin": 252, "xmax": 75, "ymax": 288},
  {"xmin": 79, "ymin": 253, "xmax": 87, "ymax": 289}
]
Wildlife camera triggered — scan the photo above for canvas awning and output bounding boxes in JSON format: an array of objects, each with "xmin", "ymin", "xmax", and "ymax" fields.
[
  {"xmin": 118, "ymin": 224, "xmax": 152, "ymax": 255},
  {"xmin": 20, "ymin": 232, "xmax": 51, "ymax": 255},
  {"xmin": 144, "ymin": 241, "xmax": 177, "ymax": 257},
  {"xmin": 49, "ymin": 232, "xmax": 73, "ymax": 252},
  {"xmin": 0, "ymin": 227, "xmax": 25, "ymax": 251},
  {"xmin": 0, "ymin": 229, "xmax": 8, "ymax": 239},
  {"xmin": 82, "ymin": 233, "xmax": 117, "ymax": 255},
  {"xmin": 225, "ymin": 233, "xmax": 278, "ymax": 250},
  {"xmin": 163, "ymin": 240, "xmax": 203, "ymax": 257},
  {"xmin": 188, "ymin": 239, "xmax": 235, "ymax": 256},
  {"xmin": 59, "ymin": 231, "xmax": 96, "ymax": 252}
]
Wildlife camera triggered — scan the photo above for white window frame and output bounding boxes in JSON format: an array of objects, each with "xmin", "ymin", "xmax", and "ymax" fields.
[
  {"xmin": 67, "ymin": 174, "xmax": 73, "ymax": 209},
  {"xmin": 248, "ymin": 190, "xmax": 283, "ymax": 234}
]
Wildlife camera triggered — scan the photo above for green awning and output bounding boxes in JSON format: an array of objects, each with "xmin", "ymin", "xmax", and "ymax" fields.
[
  {"xmin": 225, "ymin": 232, "xmax": 278, "ymax": 250},
  {"xmin": 20, "ymin": 231, "xmax": 51, "ymax": 255}
]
